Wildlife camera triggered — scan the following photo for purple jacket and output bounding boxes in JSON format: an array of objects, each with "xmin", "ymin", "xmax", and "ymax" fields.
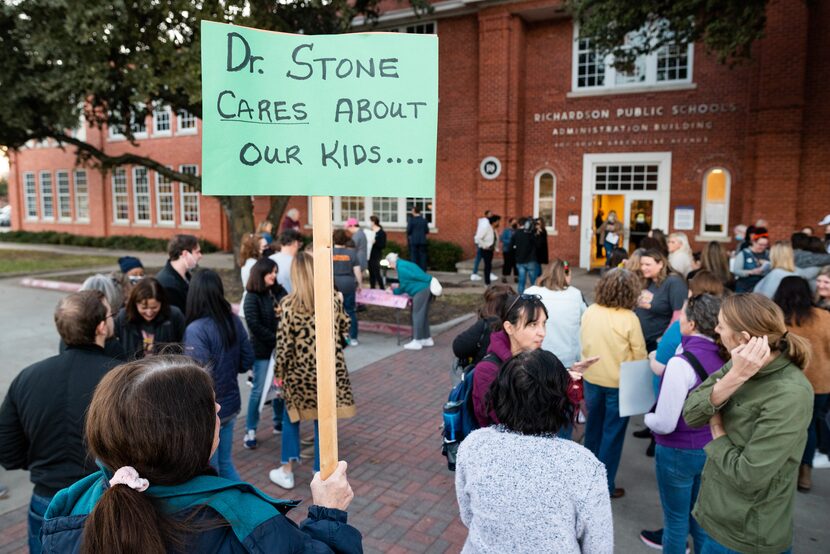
[
  {"xmin": 472, "ymin": 331, "xmax": 512, "ymax": 427},
  {"xmin": 654, "ymin": 335, "xmax": 725, "ymax": 450}
]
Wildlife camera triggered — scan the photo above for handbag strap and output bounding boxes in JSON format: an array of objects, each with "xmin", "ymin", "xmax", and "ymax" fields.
[{"xmin": 680, "ymin": 350, "xmax": 709, "ymax": 383}]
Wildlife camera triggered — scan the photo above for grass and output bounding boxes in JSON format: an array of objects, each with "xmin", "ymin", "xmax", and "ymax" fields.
[{"xmin": 0, "ymin": 251, "xmax": 118, "ymax": 275}]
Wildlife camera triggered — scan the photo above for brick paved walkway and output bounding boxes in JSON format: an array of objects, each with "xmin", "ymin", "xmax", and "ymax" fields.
[{"xmin": 0, "ymin": 325, "xmax": 467, "ymax": 554}]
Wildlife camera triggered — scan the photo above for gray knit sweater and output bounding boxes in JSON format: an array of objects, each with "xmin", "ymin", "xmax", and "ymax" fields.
[{"xmin": 455, "ymin": 426, "xmax": 613, "ymax": 553}]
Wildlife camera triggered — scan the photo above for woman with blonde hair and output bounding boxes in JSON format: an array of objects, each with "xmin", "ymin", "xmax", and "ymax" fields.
[
  {"xmin": 525, "ymin": 259, "xmax": 587, "ymax": 368},
  {"xmin": 268, "ymin": 252, "xmax": 356, "ymax": 490},
  {"xmin": 753, "ymin": 240, "xmax": 798, "ymax": 298},
  {"xmin": 635, "ymin": 249, "xmax": 688, "ymax": 352},
  {"xmin": 581, "ymin": 268, "xmax": 648, "ymax": 498},
  {"xmin": 668, "ymin": 232, "xmax": 694, "ymax": 279},
  {"xmin": 684, "ymin": 294, "xmax": 813, "ymax": 554}
]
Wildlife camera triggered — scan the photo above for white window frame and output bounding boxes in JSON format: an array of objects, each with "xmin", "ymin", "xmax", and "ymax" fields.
[
  {"xmin": 39, "ymin": 171, "xmax": 54, "ymax": 221},
  {"xmin": 385, "ymin": 21, "xmax": 437, "ymax": 34},
  {"xmin": 533, "ymin": 170, "xmax": 557, "ymax": 233},
  {"xmin": 56, "ymin": 170, "xmax": 72, "ymax": 221},
  {"xmin": 176, "ymin": 110, "xmax": 198, "ymax": 135},
  {"xmin": 179, "ymin": 164, "xmax": 200, "ymax": 227},
  {"xmin": 132, "ymin": 167, "xmax": 152, "ymax": 224},
  {"xmin": 107, "ymin": 110, "xmax": 148, "ymax": 141},
  {"xmin": 699, "ymin": 167, "xmax": 731, "ymax": 240},
  {"xmin": 325, "ymin": 196, "xmax": 436, "ymax": 229},
  {"xmin": 155, "ymin": 168, "xmax": 175, "ymax": 226},
  {"xmin": 73, "ymin": 170, "xmax": 90, "ymax": 222},
  {"xmin": 23, "ymin": 172, "xmax": 38, "ymax": 220},
  {"xmin": 152, "ymin": 106, "xmax": 173, "ymax": 136},
  {"xmin": 571, "ymin": 24, "xmax": 694, "ymax": 94},
  {"xmin": 111, "ymin": 168, "xmax": 130, "ymax": 224}
]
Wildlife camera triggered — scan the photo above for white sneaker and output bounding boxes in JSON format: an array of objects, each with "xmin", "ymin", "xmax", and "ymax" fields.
[
  {"xmin": 348, "ymin": 338, "xmax": 359, "ymax": 347},
  {"xmin": 403, "ymin": 339, "xmax": 423, "ymax": 350},
  {"xmin": 470, "ymin": 273, "xmax": 482, "ymax": 281},
  {"xmin": 813, "ymin": 452, "xmax": 830, "ymax": 469},
  {"xmin": 490, "ymin": 273, "xmax": 499, "ymax": 281},
  {"xmin": 269, "ymin": 467, "xmax": 295, "ymax": 489},
  {"xmin": 418, "ymin": 337, "xmax": 434, "ymax": 347}
]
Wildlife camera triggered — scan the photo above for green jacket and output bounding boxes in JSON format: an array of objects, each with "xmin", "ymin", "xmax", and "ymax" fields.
[{"xmin": 683, "ymin": 354, "xmax": 813, "ymax": 554}]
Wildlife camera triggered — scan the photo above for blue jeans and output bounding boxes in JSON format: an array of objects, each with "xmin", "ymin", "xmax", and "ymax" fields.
[
  {"xmin": 343, "ymin": 291, "xmax": 358, "ymax": 340},
  {"xmin": 655, "ymin": 445, "xmax": 710, "ymax": 554},
  {"xmin": 281, "ymin": 408, "xmax": 320, "ymax": 472},
  {"xmin": 604, "ymin": 240, "xmax": 616, "ymax": 265},
  {"xmin": 28, "ymin": 492, "xmax": 52, "ymax": 554},
  {"xmin": 210, "ymin": 414, "xmax": 241, "ymax": 481},
  {"xmin": 516, "ymin": 261, "xmax": 541, "ymax": 294},
  {"xmin": 583, "ymin": 381, "xmax": 629, "ymax": 492},
  {"xmin": 803, "ymin": 393, "xmax": 829, "ymax": 465},
  {"xmin": 246, "ymin": 358, "xmax": 283, "ymax": 433},
  {"xmin": 701, "ymin": 539, "xmax": 791, "ymax": 554},
  {"xmin": 472, "ymin": 247, "xmax": 483, "ymax": 274}
]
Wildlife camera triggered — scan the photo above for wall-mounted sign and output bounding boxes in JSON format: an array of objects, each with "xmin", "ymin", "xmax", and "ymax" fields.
[
  {"xmin": 480, "ymin": 156, "xmax": 502, "ymax": 180},
  {"xmin": 674, "ymin": 206, "xmax": 695, "ymax": 231}
]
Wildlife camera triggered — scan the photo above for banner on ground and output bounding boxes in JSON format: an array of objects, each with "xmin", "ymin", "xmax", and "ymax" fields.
[{"xmin": 200, "ymin": 20, "xmax": 438, "ymax": 197}]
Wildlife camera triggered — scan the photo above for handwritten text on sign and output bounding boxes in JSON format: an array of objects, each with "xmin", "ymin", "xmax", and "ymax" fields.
[{"xmin": 200, "ymin": 21, "xmax": 438, "ymax": 197}]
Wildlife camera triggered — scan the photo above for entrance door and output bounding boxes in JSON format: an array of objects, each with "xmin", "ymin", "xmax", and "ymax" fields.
[
  {"xmin": 589, "ymin": 194, "xmax": 656, "ymax": 268},
  {"xmin": 627, "ymin": 197, "xmax": 655, "ymax": 252}
]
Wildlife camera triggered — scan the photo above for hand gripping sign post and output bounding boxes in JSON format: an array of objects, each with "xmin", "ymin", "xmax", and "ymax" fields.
[{"xmin": 201, "ymin": 21, "xmax": 438, "ymax": 478}]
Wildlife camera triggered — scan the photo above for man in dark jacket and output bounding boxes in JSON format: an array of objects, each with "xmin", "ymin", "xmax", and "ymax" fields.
[
  {"xmin": 0, "ymin": 290, "xmax": 120, "ymax": 554},
  {"xmin": 513, "ymin": 217, "xmax": 540, "ymax": 294},
  {"xmin": 155, "ymin": 234, "xmax": 202, "ymax": 313},
  {"xmin": 406, "ymin": 206, "xmax": 429, "ymax": 270}
]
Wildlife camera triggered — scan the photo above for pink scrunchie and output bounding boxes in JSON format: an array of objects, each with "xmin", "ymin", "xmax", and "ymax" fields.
[{"xmin": 109, "ymin": 466, "xmax": 150, "ymax": 492}]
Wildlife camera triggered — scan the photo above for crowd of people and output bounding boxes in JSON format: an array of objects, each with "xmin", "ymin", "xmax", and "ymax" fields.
[
  {"xmin": 2, "ymin": 208, "xmax": 830, "ymax": 553},
  {"xmin": 451, "ymin": 213, "xmax": 830, "ymax": 553}
]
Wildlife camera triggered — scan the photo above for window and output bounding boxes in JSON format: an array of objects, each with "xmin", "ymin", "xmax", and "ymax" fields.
[
  {"xmin": 153, "ymin": 107, "xmax": 172, "ymax": 135},
  {"xmin": 177, "ymin": 110, "xmax": 198, "ymax": 134},
  {"xmin": 107, "ymin": 111, "xmax": 147, "ymax": 140},
  {"xmin": 56, "ymin": 170, "xmax": 72, "ymax": 220},
  {"xmin": 594, "ymin": 164, "xmax": 660, "ymax": 191},
  {"xmin": 179, "ymin": 165, "xmax": 200, "ymax": 226},
  {"xmin": 701, "ymin": 168, "xmax": 730, "ymax": 237},
  {"xmin": 572, "ymin": 30, "xmax": 693, "ymax": 92},
  {"xmin": 23, "ymin": 172, "xmax": 38, "ymax": 219},
  {"xmin": 331, "ymin": 196, "xmax": 432, "ymax": 227},
  {"xmin": 405, "ymin": 22, "xmax": 435, "ymax": 34},
  {"xmin": 74, "ymin": 170, "xmax": 89, "ymax": 221},
  {"xmin": 534, "ymin": 171, "xmax": 557, "ymax": 230},
  {"xmin": 133, "ymin": 167, "xmax": 151, "ymax": 223},
  {"xmin": 39, "ymin": 171, "xmax": 54, "ymax": 220},
  {"xmin": 156, "ymin": 170, "xmax": 175, "ymax": 225},
  {"xmin": 112, "ymin": 168, "xmax": 129, "ymax": 223}
]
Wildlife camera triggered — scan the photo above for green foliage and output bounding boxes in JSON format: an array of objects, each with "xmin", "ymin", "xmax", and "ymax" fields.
[
  {"xmin": 0, "ymin": 230, "xmax": 219, "ymax": 253},
  {"xmin": 427, "ymin": 239, "xmax": 464, "ymax": 272},
  {"xmin": 567, "ymin": 0, "xmax": 770, "ymax": 70},
  {"xmin": 382, "ymin": 239, "xmax": 407, "ymax": 260},
  {"xmin": 0, "ymin": 176, "xmax": 7, "ymax": 198}
]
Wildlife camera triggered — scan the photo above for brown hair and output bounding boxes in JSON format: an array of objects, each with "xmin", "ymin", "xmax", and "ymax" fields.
[
  {"xmin": 688, "ymin": 270, "xmax": 725, "ymax": 297},
  {"xmin": 594, "ymin": 268, "xmax": 641, "ymax": 310},
  {"xmin": 167, "ymin": 234, "xmax": 199, "ymax": 261},
  {"xmin": 238, "ymin": 233, "xmax": 262, "ymax": 265},
  {"xmin": 479, "ymin": 284, "xmax": 516, "ymax": 325},
  {"xmin": 641, "ymin": 248, "xmax": 671, "ymax": 285},
  {"xmin": 55, "ymin": 290, "xmax": 107, "ymax": 345},
  {"xmin": 720, "ymin": 293, "xmax": 811, "ymax": 369},
  {"xmin": 537, "ymin": 258, "xmax": 570, "ymax": 291},
  {"xmin": 81, "ymin": 356, "xmax": 218, "ymax": 553},
  {"xmin": 125, "ymin": 278, "xmax": 170, "ymax": 324},
  {"xmin": 332, "ymin": 229, "xmax": 350, "ymax": 246},
  {"xmin": 700, "ymin": 241, "xmax": 732, "ymax": 286}
]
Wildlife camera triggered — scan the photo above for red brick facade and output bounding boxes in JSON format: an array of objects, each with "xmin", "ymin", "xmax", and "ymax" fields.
[{"xmin": 8, "ymin": 0, "xmax": 829, "ymax": 264}]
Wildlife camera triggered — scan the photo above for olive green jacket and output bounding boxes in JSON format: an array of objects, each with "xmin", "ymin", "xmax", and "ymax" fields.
[{"xmin": 683, "ymin": 354, "xmax": 813, "ymax": 554}]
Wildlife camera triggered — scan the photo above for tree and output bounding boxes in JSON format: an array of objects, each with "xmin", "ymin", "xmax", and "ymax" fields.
[
  {"xmin": 567, "ymin": 0, "xmax": 771, "ymax": 70},
  {"xmin": 0, "ymin": 0, "xmax": 428, "ymax": 260}
]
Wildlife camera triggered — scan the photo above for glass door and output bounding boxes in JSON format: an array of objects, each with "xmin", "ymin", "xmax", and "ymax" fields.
[{"xmin": 627, "ymin": 197, "xmax": 654, "ymax": 253}]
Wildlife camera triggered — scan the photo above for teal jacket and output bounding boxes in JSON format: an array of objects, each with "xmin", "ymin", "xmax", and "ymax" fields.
[
  {"xmin": 683, "ymin": 354, "xmax": 813, "ymax": 554},
  {"xmin": 393, "ymin": 259, "xmax": 431, "ymax": 297},
  {"xmin": 41, "ymin": 469, "xmax": 363, "ymax": 553}
]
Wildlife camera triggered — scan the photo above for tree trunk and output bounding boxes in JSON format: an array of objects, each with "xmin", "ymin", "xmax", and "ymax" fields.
[
  {"xmin": 266, "ymin": 196, "xmax": 293, "ymax": 235},
  {"xmin": 220, "ymin": 195, "xmax": 255, "ymax": 269}
]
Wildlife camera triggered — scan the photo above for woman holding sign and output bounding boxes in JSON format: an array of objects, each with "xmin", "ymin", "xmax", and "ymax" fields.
[{"xmin": 269, "ymin": 252, "xmax": 356, "ymax": 490}]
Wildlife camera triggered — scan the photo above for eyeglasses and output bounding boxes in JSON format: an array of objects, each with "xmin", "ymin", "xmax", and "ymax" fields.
[{"xmin": 505, "ymin": 293, "xmax": 543, "ymax": 316}]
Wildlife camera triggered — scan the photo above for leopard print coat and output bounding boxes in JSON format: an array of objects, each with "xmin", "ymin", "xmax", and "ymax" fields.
[{"xmin": 275, "ymin": 294, "xmax": 356, "ymax": 423}]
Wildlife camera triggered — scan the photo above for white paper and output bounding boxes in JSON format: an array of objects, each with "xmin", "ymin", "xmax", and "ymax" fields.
[
  {"xmin": 618, "ymin": 359, "xmax": 655, "ymax": 417},
  {"xmin": 258, "ymin": 352, "xmax": 277, "ymax": 413},
  {"xmin": 673, "ymin": 207, "xmax": 695, "ymax": 231}
]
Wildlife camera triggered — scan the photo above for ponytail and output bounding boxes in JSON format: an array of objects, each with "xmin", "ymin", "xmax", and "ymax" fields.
[
  {"xmin": 82, "ymin": 486, "xmax": 171, "ymax": 554},
  {"xmin": 778, "ymin": 331, "xmax": 812, "ymax": 370}
]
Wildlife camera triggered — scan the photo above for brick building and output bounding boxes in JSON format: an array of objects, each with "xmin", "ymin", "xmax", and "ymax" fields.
[{"xmin": 8, "ymin": 0, "xmax": 830, "ymax": 266}]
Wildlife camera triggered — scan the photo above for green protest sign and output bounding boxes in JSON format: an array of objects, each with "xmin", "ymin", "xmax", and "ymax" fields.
[{"xmin": 200, "ymin": 20, "xmax": 438, "ymax": 197}]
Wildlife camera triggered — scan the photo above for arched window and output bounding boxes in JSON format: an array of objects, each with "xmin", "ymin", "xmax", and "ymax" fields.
[
  {"xmin": 534, "ymin": 171, "xmax": 556, "ymax": 230},
  {"xmin": 701, "ymin": 167, "xmax": 730, "ymax": 237}
]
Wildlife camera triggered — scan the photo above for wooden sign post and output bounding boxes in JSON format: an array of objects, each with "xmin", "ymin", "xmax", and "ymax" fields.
[{"xmin": 200, "ymin": 22, "xmax": 438, "ymax": 481}]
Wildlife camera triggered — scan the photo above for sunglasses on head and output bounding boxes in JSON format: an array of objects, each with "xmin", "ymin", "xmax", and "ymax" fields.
[{"xmin": 505, "ymin": 293, "xmax": 543, "ymax": 316}]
